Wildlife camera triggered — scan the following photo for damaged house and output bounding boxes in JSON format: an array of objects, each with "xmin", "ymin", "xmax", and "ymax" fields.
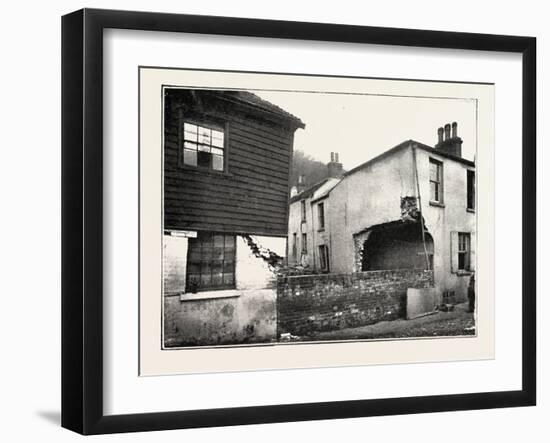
[
  {"xmin": 163, "ymin": 89, "xmax": 304, "ymax": 347},
  {"xmin": 288, "ymin": 122, "xmax": 475, "ymax": 307}
]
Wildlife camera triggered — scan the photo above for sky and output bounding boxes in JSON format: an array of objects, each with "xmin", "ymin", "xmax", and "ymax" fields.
[{"xmin": 255, "ymin": 90, "xmax": 477, "ymax": 170}]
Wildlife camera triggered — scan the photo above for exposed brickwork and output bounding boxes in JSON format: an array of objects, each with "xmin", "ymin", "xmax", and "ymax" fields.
[{"xmin": 277, "ymin": 269, "xmax": 434, "ymax": 336}]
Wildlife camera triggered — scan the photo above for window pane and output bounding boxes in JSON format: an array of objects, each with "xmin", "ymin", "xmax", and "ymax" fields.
[
  {"xmin": 198, "ymin": 144, "xmax": 211, "ymax": 152},
  {"xmin": 211, "ymin": 147, "xmax": 224, "ymax": 156},
  {"xmin": 197, "ymin": 151, "xmax": 211, "ymax": 168},
  {"xmin": 183, "ymin": 149, "xmax": 197, "ymax": 166},
  {"xmin": 201, "ymin": 261, "xmax": 212, "ymax": 274},
  {"xmin": 184, "ymin": 141, "xmax": 197, "ymax": 150},
  {"xmin": 467, "ymin": 171, "xmax": 475, "ymax": 209},
  {"xmin": 200, "ymin": 273, "xmax": 211, "ymax": 287},
  {"xmin": 223, "ymin": 273, "xmax": 234, "ymax": 285},
  {"xmin": 187, "ymin": 263, "xmax": 200, "ymax": 274},
  {"xmin": 213, "ymin": 234, "xmax": 224, "ymax": 247},
  {"xmin": 212, "ymin": 154, "xmax": 224, "ymax": 171},
  {"xmin": 458, "ymin": 253, "xmax": 465, "ymax": 270},
  {"xmin": 223, "ymin": 261, "xmax": 234, "ymax": 273},
  {"xmin": 184, "ymin": 123, "xmax": 198, "ymax": 141},
  {"xmin": 430, "ymin": 162, "xmax": 439, "ymax": 181},
  {"xmin": 198, "ymin": 126, "xmax": 211, "ymax": 144},
  {"xmin": 212, "ymin": 260, "xmax": 223, "ymax": 273},
  {"xmin": 212, "ymin": 273, "xmax": 223, "ymax": 286},
  {"xmin": 187, "ymin": 274, "xmax": 200, "ymax": 285},
  {"xmin": 212, "ymin": 248, "xmax": 224, "ymax": 260},
  {"xmin": 184, "ymin": 123, "xmax": 198, "ymax": 133},
  {"xmin": 212, "ymin": 130, "xmax": 224, "ymax": 147},
  {"xmin": 188, "ymin": 247, "xmax": 201, "ymax": 262},
  {"xmin": 224, "ymin": 235, "xmax": 235, "ymax": 249}
]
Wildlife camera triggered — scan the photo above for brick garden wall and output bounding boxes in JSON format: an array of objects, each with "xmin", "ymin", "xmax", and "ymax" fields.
[{"xmin": 277, "ymin": 269, "xmax": 434, "ymax": 337}]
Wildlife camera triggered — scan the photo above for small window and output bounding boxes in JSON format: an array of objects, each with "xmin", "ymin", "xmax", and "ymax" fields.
[
  {"xmin": 458, "ymin": 233, "xmax": 471, "ymax": 271},
  {"xmin": 429, "ymin": 158, "xmax": 443, "ymax": 204},
  {"xmin": 182, "ymin": 122, "xmax": 225, "ymax": 172},
  {"xmin": 318, "ymin": 245, "xmax": 330, "ymax": 272},
  {"xmin": 301, "ymin": 200, "xmax": 307, "ymax": 222},
  {"xmin": 467, "ymin": 170, "xmax": 475, "ymax": 210},
  {"xmin": 186, "ymin": 232, "xmax": 235, "ymax": 292},
  {"xmin": 301, "ymin": 233, "xmax": 307, "ymax": 254},
  {"xmin": 318, "ymin": 202, "xmax": 325, "ymax": 230},
  {"xmin": 292, "ymin": 233, "xmax": 297, "ymax": 262}
]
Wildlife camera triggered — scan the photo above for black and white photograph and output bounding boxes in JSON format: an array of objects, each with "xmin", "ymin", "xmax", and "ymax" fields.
[{"xmin": 161, "ymin": 79, "xmax": 480, "ymax": 349}]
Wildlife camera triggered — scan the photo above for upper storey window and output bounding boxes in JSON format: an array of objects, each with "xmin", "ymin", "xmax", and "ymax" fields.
[
  {"xmin": 182, "ymin": 122, "xmax": 225, "ymax": 172},
  {"xmin": 429, "ymin": 158, "xmax": 444, "ymax": 204}
]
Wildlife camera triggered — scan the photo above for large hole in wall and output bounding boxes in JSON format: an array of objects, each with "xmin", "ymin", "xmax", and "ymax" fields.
[{"xmin": 361, "ymin": 222, "xmax": 434, "ymax": 271}]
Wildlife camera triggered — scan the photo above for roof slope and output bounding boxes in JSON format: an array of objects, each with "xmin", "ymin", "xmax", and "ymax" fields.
[
  {"xmin": 289, "ymin": 178, "xmax": 329, "ymax": 203},
  {"xmin": 311, "ymin": 177, "xmax": 342, "ymax": 203},
  {"xmin": 344, "ymin": 139, "xmax": 475, "ymax": 178},
  {"xmin": 289, "ymin": 177, "xmax": 342, "ymax": 204},
  {"xmin": 215, "ymin": 90, "xmax": 305, "ymax": 129}
]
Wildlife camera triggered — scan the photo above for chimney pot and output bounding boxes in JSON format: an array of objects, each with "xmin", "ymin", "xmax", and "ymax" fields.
[
  {"xmin": 335, "ymin": 152, "xmax": 339, "ymax": 163},
  {"xmin": 452, "ymin": 122, "xmax": 457, "ymax": 138},
  {"xmin": 444, "ymin": 123, "xmax": 451, "ymax": 140},
  {"xmin": 437, "ymin": 127, "xmax": 444, "ymax": 144}
]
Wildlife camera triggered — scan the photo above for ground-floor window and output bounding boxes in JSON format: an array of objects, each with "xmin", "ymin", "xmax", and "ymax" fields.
[
  {"xmin": 458, "ymin": 232, "xmax": 471, "ymax": 271},
  {"xmin": 318, "ymin": 245, "xmax": 330, "ymax": 272},
  {"xmin": 186, "ymin": 232, "xmax": 236, "ymax": 292}
]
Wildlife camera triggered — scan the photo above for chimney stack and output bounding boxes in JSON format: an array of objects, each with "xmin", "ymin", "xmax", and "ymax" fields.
[
  {"xmin": 297, "ymin": 174, "xmax": 306, "ymax": 193},
  {"xmin": 327, "ymin": 152, "xmax": 343, "ymax": 178},
  {"xmin": 435, "ymin": 121, "xmax": 463, "ymax": 158}
]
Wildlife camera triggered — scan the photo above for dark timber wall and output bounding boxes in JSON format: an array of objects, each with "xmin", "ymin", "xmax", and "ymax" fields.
[
  {"xmin": 164, "ymin": 89, "xmax": 303, "ymax": 237},
  {"xmin": 277, "ymin": 270, "xmax": 434, "ymax": 336}
]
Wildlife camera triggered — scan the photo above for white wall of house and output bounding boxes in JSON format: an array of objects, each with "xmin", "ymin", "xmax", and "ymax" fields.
[
  {"xmin": 163, "ymin": 232, "xmax": 285, "ymax": 346},
  {"xmin": 329, "ymin": 147, "xmax": 416, "ymax": 273},
  {"xmin": 288, "ymin": 179, "xmax": 340, "ymax": 272},
  {"xmin": 416, "ymin": 147, "xmax": 476, "ymax": 303}
]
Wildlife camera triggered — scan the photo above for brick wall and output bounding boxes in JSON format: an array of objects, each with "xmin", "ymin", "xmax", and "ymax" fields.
[{"xmin": 277, "ymin": 269, "xmax": 434, "ymax": 337}]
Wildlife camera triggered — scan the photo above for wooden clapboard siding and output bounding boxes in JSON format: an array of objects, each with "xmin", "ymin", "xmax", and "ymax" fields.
[{"xmin": 163, "ymin": 89, "xmax": 302, "ymax": 237}]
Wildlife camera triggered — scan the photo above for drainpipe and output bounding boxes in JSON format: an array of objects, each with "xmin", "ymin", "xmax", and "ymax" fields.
[{"xmin": 412, "ymin": 145, "xmax": 431, "ymax": 270}]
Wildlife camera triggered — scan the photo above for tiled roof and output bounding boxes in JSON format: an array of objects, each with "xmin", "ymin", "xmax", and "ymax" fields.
[{"xmin": 216, "ymin": 91, "xmax": 305, "ymax": 128}]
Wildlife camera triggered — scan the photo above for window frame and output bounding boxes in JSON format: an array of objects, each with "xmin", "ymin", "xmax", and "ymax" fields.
[
  {"xmin": 317, "ymin": 201, "xmax": 325, "ymax": 230},
  {"xmin": 318, "ymin": 244, "xmax": 330, "ymax": 272},
  {"xmin": 429, "ymin": 158, "xmax": 444, "ymax": 205},
  {"xmin": 185, "ymin": 232, "xmax": 236, "ymax": 293},
  {"xmin": 292, "ymin": 232, "xmax": 298, "ymax": 262},
  {"xmin": 301, "ymin": 200, "xmax": 307, "ymax": 222},
  {"xmin": 467, "ymin": 169, "xmax": 475, "ymax": 211},
  {"xmin": 178, "ymin": 112, "xmax": 229, "ymax": 174},
  {"xmin": 457, "ymin": 232, "xmax": 471, "ymax": 271}
]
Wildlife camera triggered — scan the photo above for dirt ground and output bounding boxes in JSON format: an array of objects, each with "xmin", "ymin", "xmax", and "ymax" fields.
[{"xmin": 295, "ymin": 302, "xmax": 476, "ymax": 342}]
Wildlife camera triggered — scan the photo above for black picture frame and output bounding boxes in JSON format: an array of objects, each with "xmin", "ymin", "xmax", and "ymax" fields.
[{"xmin": 61, "ymin": 8, "xmax": 536, "ymax": 435}]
